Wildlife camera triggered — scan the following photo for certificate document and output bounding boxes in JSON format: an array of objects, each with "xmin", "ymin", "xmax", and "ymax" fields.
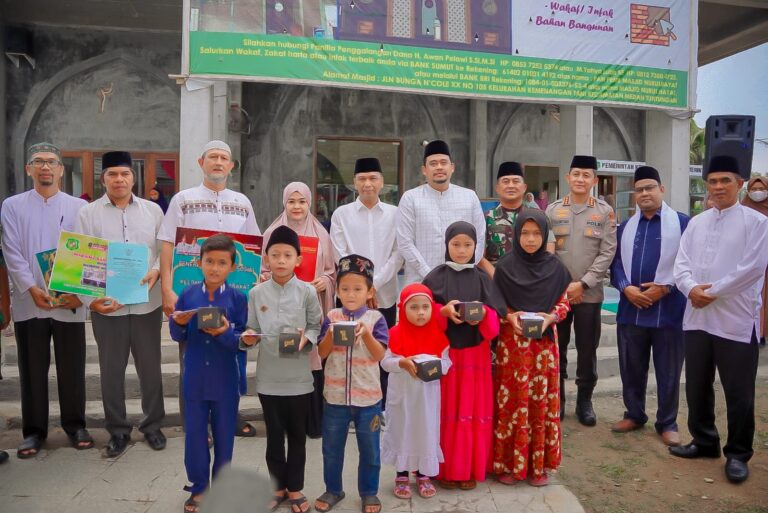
[
  {"xmin": 49, "ymin": 231, "xmax": 108, "ymax": 297},
  {"xmin": 106, "ymin": 242, "xmax": 150, "ymax": 305}
]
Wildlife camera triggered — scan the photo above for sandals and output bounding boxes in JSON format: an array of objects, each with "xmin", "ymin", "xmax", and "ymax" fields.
[
  {"xmin": 314, "ymin": 491, "xmax": 345, "ymax": 512},
  {"xmin": 360, "ymin": 495, "xmax": 381, "ymax": 513},
  {"xmin": 436, "ymin": 479, "xmax": 458, "ymax": 489},
  {"xmin": 529, "ymin": 473, "xmax": 549, "ymax": 487},
  {"xmin": 270, "ymin": 492, "xmax": 288, "ymax": 512},
  {"xmin": 288, "ymin": 495, "xmax": 310, "ymax": 513},
  {"xmin": 458, "ymin": 479, "xmax": 477, "ymax": 490},
  {"xmin": 393, "ymin": 476, "xmax": 411, "ymax": 499},
  {"xmin": 17, "ymin": 434, "xmax": 43, "ymax": 459},
  {"xmin": 417, "ymin": 477, "xmax": 436, "ymax": 498},
  {"xmin": 236, "ymin": 420, "xmax": 257, "ymax": 438},
  {"xmin": 68, "ymin": 428, "xmax": 95, "ymax": 450},
  {"xmin": 183, "ymin": 494, "xmax": 202, "ymax": 513},
  {"xmin": 497, "ymin": 473, "xmax": 519, "ymax": 486}
]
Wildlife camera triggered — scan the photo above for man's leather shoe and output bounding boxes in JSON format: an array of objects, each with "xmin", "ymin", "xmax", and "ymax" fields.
[
  {"xmin": 660, "ymin": 431, "xmax": 681, "ymax": 447},
  {"xmin": 668, "ymin": 442, "xmax": 720, "ymax": 459},
  {"xmin": 611, "ymin": 418, "xmax": 642, "ymax": 433},
  {"xmin": 724, "ymin": 458, "xmax": 749, "ymax": 483},
  {"xmin": 0, "ymin": 450, "xmax": 8, "ymax": 464},
  {"xmin": 145, "ymin": 430, "xmax": 167, "ymax": 451},
  {"xmin": 103, "ymin": 434, "xmax": 131, "ymax": 458}
]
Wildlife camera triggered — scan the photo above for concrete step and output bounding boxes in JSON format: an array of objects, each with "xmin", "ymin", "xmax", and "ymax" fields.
[
  {"xmin": 0, "ymin": 361, "xmax": 259, "ymax": 402},
  {"xmin": 0, "ymin": 394, "xmax": 264, "ymax": 431}
]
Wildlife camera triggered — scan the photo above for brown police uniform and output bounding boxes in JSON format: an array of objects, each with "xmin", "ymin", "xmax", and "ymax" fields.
[{"xmin": 546, "ymin": 195, "xmax": 617, "ymax": 421}]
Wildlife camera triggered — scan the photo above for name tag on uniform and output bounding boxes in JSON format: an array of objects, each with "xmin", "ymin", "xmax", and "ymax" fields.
[{"xmin": 584, "ymin": 227, "xmax": 603, "ymax": 238}]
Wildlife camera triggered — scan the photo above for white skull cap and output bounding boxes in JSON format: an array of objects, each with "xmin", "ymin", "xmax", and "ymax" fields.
[{"xmin": 201, "ymin": 140, "xmax": 232, "ymax": 157}]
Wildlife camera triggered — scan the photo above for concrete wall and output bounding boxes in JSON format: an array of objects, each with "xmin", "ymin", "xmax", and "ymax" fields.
[
  {"xmin": 240, "ymin": 84, "xmax": 473, "ymax": 228},
  {"xmin": 4, "ymin": 24, "xmax": 180, "ymax": 196},
  {"xmin": 240, "ymin": 83, "xmax": 647, "ymax": 227}
]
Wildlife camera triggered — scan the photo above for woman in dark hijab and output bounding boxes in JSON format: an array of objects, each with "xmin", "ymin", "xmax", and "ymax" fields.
[
  {"xmin": 148, "ymin": 186, "xmax": 169, "ymax": 213},
  {"xmin": 491, "ymin": 210, "xmax": 571, "ymax": 487},
  {"xmin": 422, "ymin": 221, "xmax": 505, "ymax": 490},
  {"xmin": 742, "ymin": 176, "xmax": 768, "ymax": 346}
]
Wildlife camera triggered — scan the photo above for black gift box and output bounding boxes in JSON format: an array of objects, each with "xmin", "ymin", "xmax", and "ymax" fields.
[
  {"xmin": 198, "ymin": 307, "xmax": 223, "ymax": 329},
  {"xmin": 521, "ymin": 315, "xmax": 545, "ymax": 339},
  {"xmin": 415, "ymin": 359, "xmax": 442, "ymax": 382},
  {"xmin": 333, "ymin": 322, "xmax": 356, "ymax": 347},
  {"xmin": 279, "ymin": 332, "xmax": 301, "ymax": 355},
  {"xmin": 457, "ymin": 302, "xmax": 484, "ymax": 322}
]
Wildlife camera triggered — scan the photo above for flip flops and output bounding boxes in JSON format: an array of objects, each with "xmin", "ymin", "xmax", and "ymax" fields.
[
  {"xmin": 67, "ymin": 428, "xmax": 95, "ymax": 450},
  {"xmin": 314, "ymin": 491, "xmax": 345, "ymax": 512},
  {"xmin": 17, "ymin": 434, "xmax": 42, "ymax": 459},
  {"xmin": 360, "ymin": 496, "xmax": 381, "ymax": 513}
]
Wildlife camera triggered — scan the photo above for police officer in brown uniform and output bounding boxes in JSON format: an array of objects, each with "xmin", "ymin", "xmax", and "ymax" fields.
[{"xmin": 546, "ymin": 155, "xmax": 617, "ymax": 426}]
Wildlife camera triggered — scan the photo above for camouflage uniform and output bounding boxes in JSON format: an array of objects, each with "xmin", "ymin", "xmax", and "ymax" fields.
[{"xmin": 484, "ymin": 205, "xmax": 554, "ymax": 264}]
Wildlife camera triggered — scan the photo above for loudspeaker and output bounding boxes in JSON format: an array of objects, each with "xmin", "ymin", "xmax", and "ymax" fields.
[
  {"xmin": 4, "ymin": 26, "xmax": 33, "ymax": 55},
  {"xmin": 704, "ymin": 115, "xmax": 755, "ymax": 178}
]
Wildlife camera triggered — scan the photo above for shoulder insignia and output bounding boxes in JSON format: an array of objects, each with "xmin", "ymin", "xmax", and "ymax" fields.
[
  {"xmin": 562, "ymin": 196, "xmax": 571, "ymax": 206},
  {"xmin": 587, "ymin": 197, "xmax": 596, "ymax": 208}
]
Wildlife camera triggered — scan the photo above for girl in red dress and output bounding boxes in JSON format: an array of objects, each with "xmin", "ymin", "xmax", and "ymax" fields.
[
  {"xmin": 491, "ymin": 210, "xmax": 571, "ymax": 486},
  {"xmin": 422, "ymin": 221, "xmax": 506, "ymax": 490}
]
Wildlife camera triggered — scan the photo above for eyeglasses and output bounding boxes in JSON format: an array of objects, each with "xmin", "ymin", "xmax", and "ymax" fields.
[
  {"xmin": 28, "ymin": 159, "xmax": 62, "ymax": 168},
  {"xmin": 634, "ymin": 184, "xmax": 659, "ymax": 194}
]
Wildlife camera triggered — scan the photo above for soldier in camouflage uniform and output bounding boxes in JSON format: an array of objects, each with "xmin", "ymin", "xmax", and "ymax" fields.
[{"xmin": 479, "ymin": 162, "xmax": 554, "ymax": 277}]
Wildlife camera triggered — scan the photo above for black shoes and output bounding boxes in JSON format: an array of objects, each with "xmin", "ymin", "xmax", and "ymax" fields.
[
  {"xmin": 575, "ymin": 387, "xmax": 597, "ymax": 427},
  {"xmin": 724, "ymin": 458, "xmax": 749, "ymax": 483},
  {"xmin": 103, "ymin": 434, "xmax": 131, "ymax": 458},
  {"xmin": 668, "ymin": 442, "xmax": 721, "ymax": 459},
  {"xmin": 0, "ymin": 450, "xmax": 8, "ymax": 464},
  {"xmin": 144, "ymin": 430, "xmax": 167, "ymax": 451}
]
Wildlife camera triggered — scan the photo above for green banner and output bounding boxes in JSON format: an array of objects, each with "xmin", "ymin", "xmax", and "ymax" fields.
[{"xmin": 190, "ymin": 32, "xmax": 687, "ymax": 109}]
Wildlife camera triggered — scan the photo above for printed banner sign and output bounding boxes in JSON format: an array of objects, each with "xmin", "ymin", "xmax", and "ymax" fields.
[
  {"xmin": 172, "ymin": 228, "xmax": 264, "ymax": 296},
  {"xmin": 188, "ymin": 0, "xmax": 692, "ymax": 109}
]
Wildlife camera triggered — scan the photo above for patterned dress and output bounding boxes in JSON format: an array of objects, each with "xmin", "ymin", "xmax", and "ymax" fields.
[{"xmin": 492, "ymin": 294, "xmax": 570, "ymax": 480}]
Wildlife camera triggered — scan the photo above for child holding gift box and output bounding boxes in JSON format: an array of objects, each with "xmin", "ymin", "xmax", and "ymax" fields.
[
  {"xmin": 380, "ymin": 283, "xmax": 451, "ymax": 500},
  {"xmin": 313, "ymin": 254, "xmax": 389, "ymax": 513},
  {"xmin": 169, "ymin": 234, "xmax": 248, "ymax": 513},
  {"xmin": 422, "ymin": 221, "xmax": 506, "ymax": 490},
  {"xmin": 240, "ymin": 225, "xmax": 322, "ymax": 513},
  {"xmin": 492, "ymin": 210, "xmax": 571, "ymax": 486}
]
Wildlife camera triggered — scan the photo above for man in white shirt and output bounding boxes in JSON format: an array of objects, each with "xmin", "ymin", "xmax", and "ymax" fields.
[
  {"xmin": 0, "ymin": 142, "xmax": 92, "ymax": 458},
  {"xmin": 75, "ymin": 151, "xmax": 166, "ymax": 458},
  {"xmin": 158, "ymin": 140, "xmax": 260, "ymax": 437},
  {"xmin": 330, "ymin": 157, "xmax": 402, "ymax": 407},
  {"xmin": 671, "ymin": 155, "xmax": 768, "ymax": 483},
  {"xmin": 397, "ymin": 140, "xmax": 485, "ymax": 285}
]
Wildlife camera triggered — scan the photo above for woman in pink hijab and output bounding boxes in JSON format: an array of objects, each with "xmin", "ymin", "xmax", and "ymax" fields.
[{"xmin": 262, "ymin": 182, "xmax": 337, "ymax": 438}]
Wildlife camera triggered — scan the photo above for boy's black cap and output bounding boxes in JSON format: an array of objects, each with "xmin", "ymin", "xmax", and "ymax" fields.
[
  {"xmin": 337, "ymin": 254, "xmax": 374, "ymax": 284},
  {"xmin": 265, "ymin": 225, "xmax": 301, "ymax": 255}
]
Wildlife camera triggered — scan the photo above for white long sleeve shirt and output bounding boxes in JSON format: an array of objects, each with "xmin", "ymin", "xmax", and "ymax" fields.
[
  {"xmin": 674, "ymin": 202, "xmax": 768, "ymax": 343},
  {"xmin": 157, "ymin": 183, "xmax": 260, "ymax": 242},
  {"xmin": 0, "ymin": 190, "xmax": 88, "ymax": 322},
  {"xmin": 396, "ymin": 183, "xmax": 486, "ymax": 284},
  {"xmin": 330, "ymin": 198, "xmax": 402, "ymax": 308},
  {"xmin": 74, "ymin": 194, "xmax": 164, "ymax": 316}
]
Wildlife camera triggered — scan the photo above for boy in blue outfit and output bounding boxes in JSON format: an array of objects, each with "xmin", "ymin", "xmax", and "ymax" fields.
[{"xmin": 169, "ymin": 234, "xmax": 248, "ymax": 513}]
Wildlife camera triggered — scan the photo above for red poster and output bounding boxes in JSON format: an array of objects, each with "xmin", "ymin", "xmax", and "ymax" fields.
[{"xmin": 295, "ymin": 236, "xmax": 319, "ymax": 282}]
